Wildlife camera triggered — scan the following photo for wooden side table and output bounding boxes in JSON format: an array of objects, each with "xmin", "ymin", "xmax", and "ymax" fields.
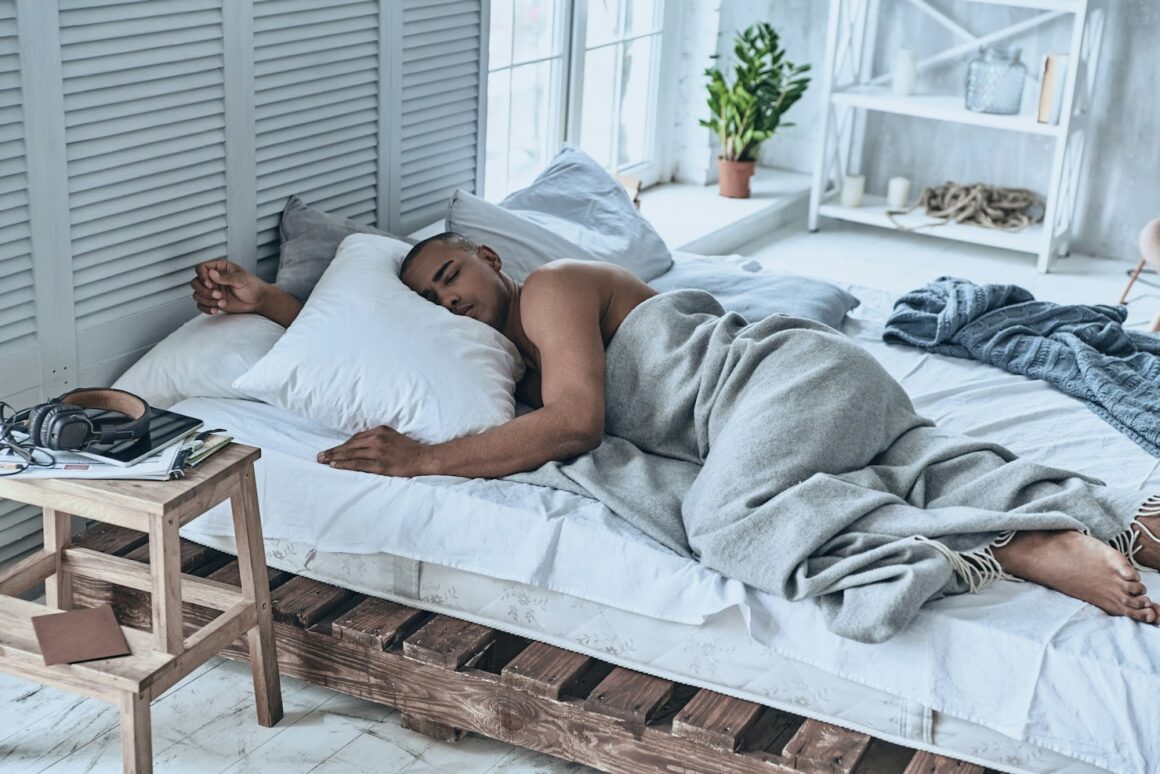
[{"xmin": 0, "ymin": 443, "xmax": 283, "ymax": 773}]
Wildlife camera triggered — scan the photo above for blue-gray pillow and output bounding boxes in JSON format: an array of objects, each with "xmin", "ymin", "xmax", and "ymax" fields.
[{"xmin": 649, "ymin": 257, "xmax": 859, "ymax": 329}]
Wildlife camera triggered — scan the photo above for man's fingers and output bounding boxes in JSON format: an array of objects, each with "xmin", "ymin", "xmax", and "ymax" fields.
[
  {"xmin": 318, "ymin": 441, "xmax": 375, "ymax": 462},
  {"xmin": 327, "ymin": 457, "xmax": 379, "ymax": 473}
]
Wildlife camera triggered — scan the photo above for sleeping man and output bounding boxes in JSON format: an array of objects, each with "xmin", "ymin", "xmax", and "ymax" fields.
[{"xmin": 191, "ymin": 234, "xmax": 1160, "ymax": 641}]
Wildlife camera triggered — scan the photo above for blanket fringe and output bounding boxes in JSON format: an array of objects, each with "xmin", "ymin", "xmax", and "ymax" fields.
[
  {"xmin": 1108, "ymin": 495, "xmax": 1160, "ymax": 572},
  {"xmin": 914, "ymin": 532, "xmax": 1020, "ymax": 593}
]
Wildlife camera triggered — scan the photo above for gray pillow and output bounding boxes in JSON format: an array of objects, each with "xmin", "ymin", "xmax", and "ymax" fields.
[
  {"xmin": 649, "ymin": 257, "xmax": 860, "ymax": 329},
  {"xmin": 274, "ymin": 195, "xmax": 412, "ymax": 300}
]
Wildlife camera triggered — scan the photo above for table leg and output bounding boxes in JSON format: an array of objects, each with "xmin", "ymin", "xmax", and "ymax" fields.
[
  {"xmin": 119, "ymin": 691, "xmax": 153, "ymax": 774},
  {"xmin": 148, "ymin": 514, "xmax": 183, "ymax": 655},
  {"xmin": 230, "ymin": 462, "xmax": 284, "ymax": 726},
  {"xmin": 43, "ymin": 509, "xmax": 73, "ymax": 610}
]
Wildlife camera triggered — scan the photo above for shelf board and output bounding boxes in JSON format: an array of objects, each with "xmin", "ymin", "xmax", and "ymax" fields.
[
  {"xmin": 818, "ymin": 194, "xmax": 1044, "ymax": 255},
  {"xmin": 830, "ymin": 86, "xmax": 1061, "ymax": 136},
  {"xmin": 960, "ymin": 0, "xmax": 1080, "ymax": 11},
  {"xmin": 0, "ymin": 595, "xmax": 173, "ymax": 698}
]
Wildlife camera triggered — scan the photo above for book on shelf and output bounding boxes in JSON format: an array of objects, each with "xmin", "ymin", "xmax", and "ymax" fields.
[{"xmin": 1037, "ymin": 53, "xmax": 1070, "ymax": 125}]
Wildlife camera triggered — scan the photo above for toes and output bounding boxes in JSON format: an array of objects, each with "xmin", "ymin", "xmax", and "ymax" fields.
[
  {"xmin": 1125, "ymin": 581, "xmax": 1148, "ymax": 596},
  {"xmin": 1111, "ymin": 553, "xmax": 1142, "ymax": 582},
  {"xmin": 1124, "ymin": 594, "xmax": 1153, "ymax": 610},
  {"xmin": 1129, "ymin": 606, "xmax": 1159, "ymax": 624}
]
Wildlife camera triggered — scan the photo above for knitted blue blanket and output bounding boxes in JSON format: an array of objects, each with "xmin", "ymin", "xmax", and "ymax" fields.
[{"xmin": 884, "ymin": 276, "xmax": 1160, "ymax": 457}]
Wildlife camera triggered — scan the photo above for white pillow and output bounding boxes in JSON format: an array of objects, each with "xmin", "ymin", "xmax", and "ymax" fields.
[
  {"xmin": 232, "ymin": 234, "xmax": 524, "ymax": 443},
  {"xmin": 445, "ymin": 189, "xmax": 598, "ymax": 282},
  {"xmin": 112, "ymin": 313, "xmax": 285, "ymax": 409},
  {"xmin": 447, "ymin": 145, "xmax": 673, "ymax": 282}
]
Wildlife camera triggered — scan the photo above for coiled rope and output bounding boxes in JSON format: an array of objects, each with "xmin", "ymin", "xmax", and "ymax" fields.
[{"xmin": 888, "ymin": 181, "xmax": 1045, "ymax": 233}]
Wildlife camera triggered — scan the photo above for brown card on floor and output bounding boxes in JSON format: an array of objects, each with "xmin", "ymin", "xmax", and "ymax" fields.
[{"xmin": 31, "ymin": 604, "xmax": 132, "ymax": 666}]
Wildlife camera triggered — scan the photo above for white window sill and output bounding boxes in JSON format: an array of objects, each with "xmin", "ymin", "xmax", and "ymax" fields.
[{"xmin": 640, "ymin": 167, "xmax": 812, "ymax": 255}]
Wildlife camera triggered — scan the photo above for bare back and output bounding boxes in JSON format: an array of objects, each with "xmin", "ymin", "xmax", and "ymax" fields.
[{"xmin": 505, "ymin": 260, "xmax": 656, "ymax": 408}]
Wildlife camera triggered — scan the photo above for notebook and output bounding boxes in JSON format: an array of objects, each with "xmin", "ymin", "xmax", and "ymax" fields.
[{"xmin": 31, "ymin": 604, "xmax": 132, "ymax": 665}]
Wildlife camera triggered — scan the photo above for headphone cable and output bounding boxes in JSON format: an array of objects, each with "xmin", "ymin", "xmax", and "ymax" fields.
[{"xmin": 0, "ymin": 401, "xmax": 57, "ymax": 476}]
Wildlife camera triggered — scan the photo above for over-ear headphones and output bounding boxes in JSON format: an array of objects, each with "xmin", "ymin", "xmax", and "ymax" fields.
[{"xmin": 21, "ymin": 388, "xmax": 151, "ymax": 451}]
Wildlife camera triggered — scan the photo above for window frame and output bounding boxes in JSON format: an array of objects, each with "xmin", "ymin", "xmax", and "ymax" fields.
[{"xmin": 480, "ymin": 0, "xmax": 681, "ymax": 200}]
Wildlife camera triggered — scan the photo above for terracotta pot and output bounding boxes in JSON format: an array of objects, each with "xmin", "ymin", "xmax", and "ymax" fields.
[{"xmin": 717, "ymin": 158, "xmax": 756, "ymax": 198}]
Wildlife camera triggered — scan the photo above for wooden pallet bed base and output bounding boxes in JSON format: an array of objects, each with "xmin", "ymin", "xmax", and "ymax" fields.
[{"xmin": 68, "ymin": 523, "xmax": 987, "ymax": 774}]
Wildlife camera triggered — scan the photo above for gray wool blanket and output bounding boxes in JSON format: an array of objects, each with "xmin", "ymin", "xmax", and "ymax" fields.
[
  {"xmin": 510, "ymin": 290, "xmax": 1147, "ymax": 642},
  {"xmin": 884, "ymin": 276, "xmax": 1160, "ymax": 457}
]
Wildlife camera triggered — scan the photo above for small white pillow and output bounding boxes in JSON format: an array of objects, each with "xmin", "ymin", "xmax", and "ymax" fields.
[
  {"xmin": 232, "ymin": 234, "xmax": 524, "ymax": 443},
  {"xmin": 447, "ymin": 145, "xmax": 673, "ymax": 282},
  {"xmin": 112, "ymin": 313, "xmax": 285, "ymax": 409}
]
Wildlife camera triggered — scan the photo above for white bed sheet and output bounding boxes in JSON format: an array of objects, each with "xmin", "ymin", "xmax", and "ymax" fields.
[{"xmin": 178, "ymin": 280, "xmax": 1160, "ymax": 774}]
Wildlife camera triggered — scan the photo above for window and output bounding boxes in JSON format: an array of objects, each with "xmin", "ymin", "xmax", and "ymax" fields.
[{"xmin": 484, "ymin": 0, "xmax": 672, "ymax": 200}]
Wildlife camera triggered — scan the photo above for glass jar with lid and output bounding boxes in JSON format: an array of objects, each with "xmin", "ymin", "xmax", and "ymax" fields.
[{"xmin": 965, "ymin": 47, "xmax": 1027, "ymax": 115}]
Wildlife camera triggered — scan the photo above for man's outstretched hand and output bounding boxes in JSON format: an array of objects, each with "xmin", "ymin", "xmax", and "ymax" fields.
[
  {"xmin": 317, "ymin": 426, "xmax": 429, "ymax": 477},
  {"xmin": 190, "ymin": 259, "xmax": 266, "ymax": 316}
]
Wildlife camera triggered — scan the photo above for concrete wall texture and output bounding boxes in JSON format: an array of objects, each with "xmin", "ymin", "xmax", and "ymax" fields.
[{"xmin": 681, "ymin": 0, "xmax": 1155, "ymax": 262}]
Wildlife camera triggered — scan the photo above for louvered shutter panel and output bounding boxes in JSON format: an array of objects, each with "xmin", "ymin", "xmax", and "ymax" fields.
[
  {"xmin": 60, "ymin": 0, "xmax": 228, "ymax": 386},
  {"xmin": 396, "ymin": 0, "xmax": 483, "ymax": 234},
  {"xmin": 0, "ymin": 1, "xmax": 35, "ymax": 407},
  {"xmin": 253, "ymin": 0, "xmax": 380, "ymax": 281},
  {"xmin": 0, "ymin": 0, "xmax": 42, "ymax": 568}
]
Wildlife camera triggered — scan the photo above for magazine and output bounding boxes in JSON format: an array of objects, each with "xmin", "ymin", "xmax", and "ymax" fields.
[{"xmin": 0, "ymin": 435, "xmax": 191, "ymax": 480}]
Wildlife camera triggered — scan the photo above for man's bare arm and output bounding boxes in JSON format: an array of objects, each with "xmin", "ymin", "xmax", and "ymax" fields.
[
  {"xmin": 320, "ymin": 265, "xmax": 607, "ymax": 478},
  {"xmin": 191, "ymin": 258, "xmax": 303, "ymax": 327}
]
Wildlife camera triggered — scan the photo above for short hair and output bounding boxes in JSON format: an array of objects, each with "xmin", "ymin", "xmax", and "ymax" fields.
[{"xmin": 399, "ymin": 231, "xmax": 478, "ymax": 278}]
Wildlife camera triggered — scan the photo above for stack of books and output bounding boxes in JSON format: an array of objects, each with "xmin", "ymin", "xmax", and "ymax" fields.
[{"xmin": 0, "ymin": 406, "xmax": 234, "ymax": 480}]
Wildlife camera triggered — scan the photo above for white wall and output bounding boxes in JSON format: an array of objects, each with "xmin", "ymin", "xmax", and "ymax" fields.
[{"xmin": 685, "ymin": 0, "xmax": 1154, "ymax": 262}]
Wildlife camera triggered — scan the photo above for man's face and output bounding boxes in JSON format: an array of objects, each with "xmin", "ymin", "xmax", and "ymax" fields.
[{"xmin": 400, "ymin": 242, "xmax": 508, "ymax": 330}]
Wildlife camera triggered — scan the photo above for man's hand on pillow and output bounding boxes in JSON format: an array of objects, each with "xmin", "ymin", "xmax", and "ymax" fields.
[
  {"xmin": 317, "ymin": 426, "xmax": 427, "ymax": 477},
  {"xmin": 191, "ymin": 259, "xmax": 266, "ymax": 316}
]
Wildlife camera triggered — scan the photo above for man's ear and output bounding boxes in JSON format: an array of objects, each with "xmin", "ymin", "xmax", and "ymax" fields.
[{"xmin": 478, "ymin": 245, "xmax": 502, "ymax": 272}]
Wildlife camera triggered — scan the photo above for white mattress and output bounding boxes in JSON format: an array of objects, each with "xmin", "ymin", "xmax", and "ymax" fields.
[{"xmin": 177, "ymin": 280, "xmax": 1160, "ymax": 774}]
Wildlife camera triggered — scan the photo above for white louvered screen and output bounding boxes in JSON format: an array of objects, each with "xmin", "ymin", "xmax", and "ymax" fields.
[
  {"xmin": 0, "ymin": 1, "xmax": 36, "ymax": 408},
  {"xmin": 0, "ymin": 0, "xmax": 41, "ymax": 569},
  {"xmin": 254, "ymin": 0, "xmax": 380, "ymax": 280},
  {"xmin": 60, "ymin": 0, "xmax": 228, "ymax": 386},
  {"xmin": 396, "ymin": 0, "xmax": 483, "ymax": 235}
]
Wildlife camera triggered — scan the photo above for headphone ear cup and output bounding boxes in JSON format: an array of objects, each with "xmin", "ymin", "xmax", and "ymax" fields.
[
  {"xmin": 40, "ymin": 405, "xmax": 92, "ymax": 450},
  {"xmin": 27, "ymin": 402, "xmax": 57, "ymax": 446}
]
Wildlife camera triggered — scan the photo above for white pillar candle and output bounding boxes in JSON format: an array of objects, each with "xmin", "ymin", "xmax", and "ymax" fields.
[
  {"xmin": 892, "ymin": 48, "xmax": 917, "ymax": 96},
  {"xmin": 887, "ymin": 176, "xmax": 912, "ymax": 209},
  {"xmin": 840, "ymin": 174, "xmax": 865, "ymax": 208}
]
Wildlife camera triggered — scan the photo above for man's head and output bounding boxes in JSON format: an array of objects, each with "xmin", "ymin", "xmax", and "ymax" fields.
[{"xmin": 399, "ymin": 232, "xmax": 512, "ymax": 330}]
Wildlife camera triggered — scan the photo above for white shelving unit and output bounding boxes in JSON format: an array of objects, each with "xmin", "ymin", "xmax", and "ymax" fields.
[{"xmin": 807, "ymin": 0, "xmax": 1104, "ymax": 272}]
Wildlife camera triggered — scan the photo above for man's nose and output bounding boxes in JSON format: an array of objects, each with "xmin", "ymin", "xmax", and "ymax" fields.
[{"xmin": 444, "ymin": 293, "xmax": 461, "ymax": 312}]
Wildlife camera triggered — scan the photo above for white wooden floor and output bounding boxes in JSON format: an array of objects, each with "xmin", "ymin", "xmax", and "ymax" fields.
[{"xmin": 0, "ymin": 221, "xmax": 1147, "ymax": 773}]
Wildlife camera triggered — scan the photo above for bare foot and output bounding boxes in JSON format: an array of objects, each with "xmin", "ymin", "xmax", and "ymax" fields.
[
  {"xmin": 992, "ymin": 530, "xmax": 1159, "ymax": 624},
  {"xmin": 1131, "ymin": 515, "xmax": 1160, "ymax": 571}
]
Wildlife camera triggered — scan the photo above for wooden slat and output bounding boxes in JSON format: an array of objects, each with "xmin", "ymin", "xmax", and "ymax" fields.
[
  {"xmin": 329, "ymin": 596, "xmax": 425, "ymax": 651},
  {"xmin": 206, "ymin": 558, "xmax": 293, "ymax": 592},
  {"xmin": 782, "ymin": 719, "xmax": 872, "ymax": 774},
  {"xmin": 903, "ymin": 750, "xmax": 986, "ymax": 774},
  {"xmin": 402, "ymin": 615, "xmax": 495, "ymax": 670},
  {"xmin": 501, "ymin": 641, "xmax": 594, "ymax": 700},
  {"xmin": 584, "ymin": 667, "xmax": 674, "ymax": 725},
  {"xmin": 673, "ymin": 689, "xmax": 765, "ymax": 752},
  {"xmin": 71, "ymin": 521, "xmax": 147, "ymax": 555},
  {"xmin": 400, "ymin": 712, "xmax": 464, "ymax": 743},
  {"xmin": 269, "ymin": 574, "xmax": 353, "ymax": 628},
  {"xmin": 123, "ymin": 534, "xmax": 223, "ymax": 574}
]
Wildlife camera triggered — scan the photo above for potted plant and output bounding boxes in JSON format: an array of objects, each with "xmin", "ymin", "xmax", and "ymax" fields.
[{"xmin": 700, "ymin": 22, "xmax": 810, "ymax": 198}]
